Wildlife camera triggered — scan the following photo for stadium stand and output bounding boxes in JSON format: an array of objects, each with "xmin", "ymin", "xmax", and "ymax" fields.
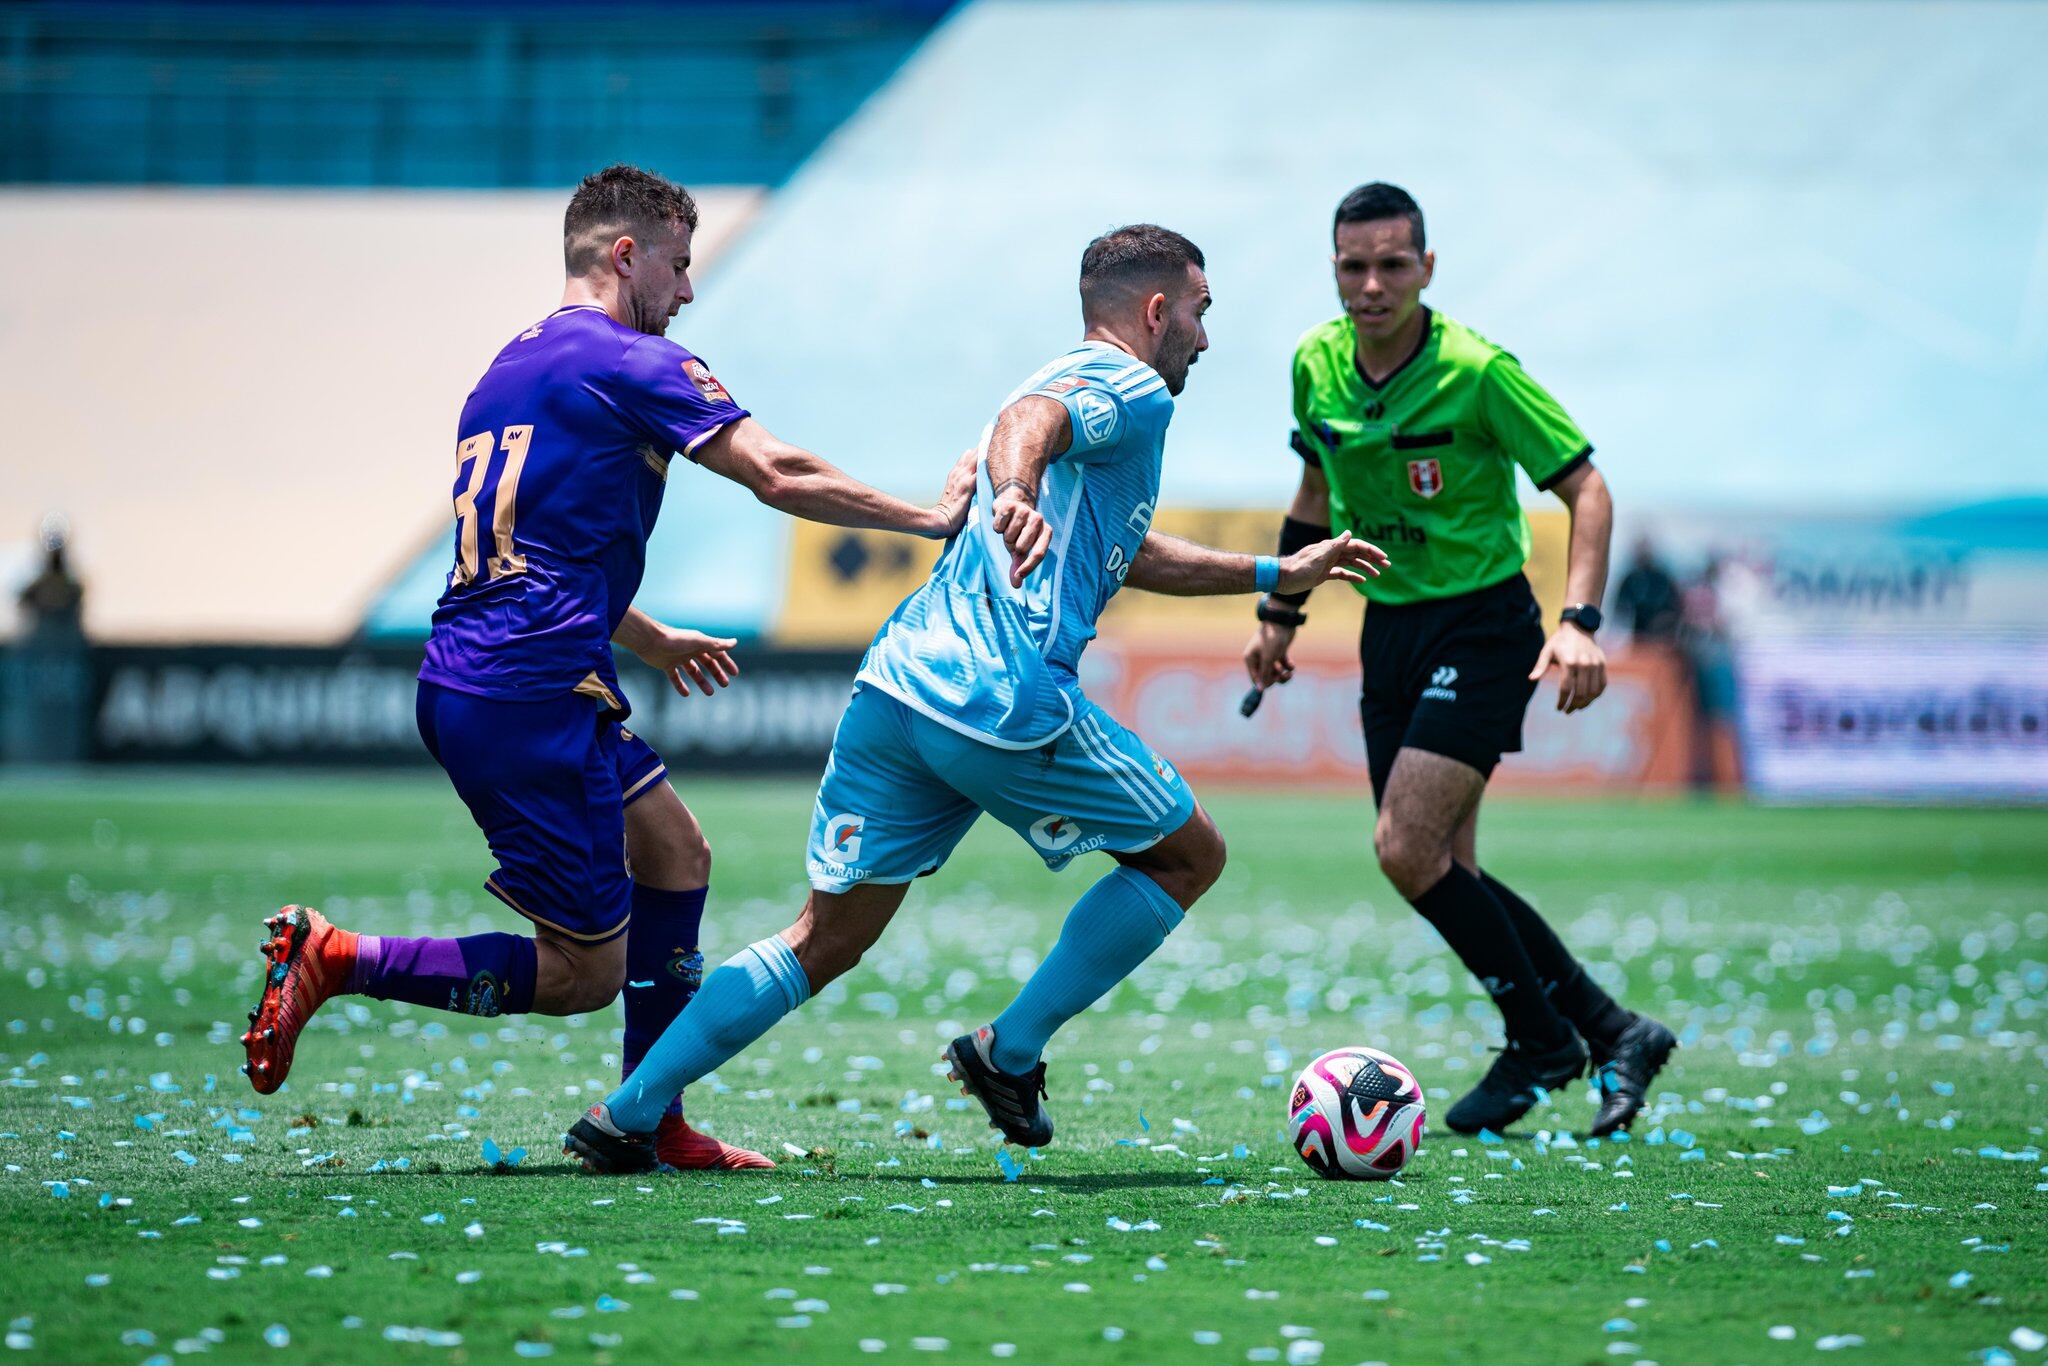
[{"xmin": 0, "ymin": 1, "xmax": 952, "ymax": 188}]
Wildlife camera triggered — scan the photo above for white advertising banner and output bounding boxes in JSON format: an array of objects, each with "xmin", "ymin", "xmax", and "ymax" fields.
[{"xmin": 1735, "ymin": 635, "xmax": 2048, "ymax": 801}]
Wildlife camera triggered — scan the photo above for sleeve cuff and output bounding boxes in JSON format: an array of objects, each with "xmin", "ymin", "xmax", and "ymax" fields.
[
  {"xmin": 1288, "ymin": 429, "xmax": 1324, "ymax": 469},
  {"xmin": 682, "ymin": 411, "xmax": 750, "ymax": 461},
  {"xmin": 1535, "ymin": 444, "xmax": 1593, "ymax": 492}
]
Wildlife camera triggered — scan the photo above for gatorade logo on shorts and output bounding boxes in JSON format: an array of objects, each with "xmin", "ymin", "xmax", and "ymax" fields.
[
  {"xmin": 823, "ymin": 813, "xmax": 866, "ymax": 862},
  {"xmin": 1030, "ymin": 814, "xmax": 1082, "ymax": 853}
]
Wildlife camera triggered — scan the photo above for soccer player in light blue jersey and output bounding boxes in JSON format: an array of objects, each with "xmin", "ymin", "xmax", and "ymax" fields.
[{"xmin": 568, "ymin": 225, "xmax": 1386, "ymax": 1170}]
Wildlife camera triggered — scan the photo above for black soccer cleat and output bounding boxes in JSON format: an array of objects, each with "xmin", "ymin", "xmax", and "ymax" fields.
[
  {"xmin": 563, "ymin": 1103, "xmax": 665, "ymax": 1175},
  {"xmin": 944, "ymin": 1026, "xmax": 1053, "ymax": 1148},
  {"xmin": 1588, "ymin": 1014, "xmax": 1677, "ymax": 1138},
  {"xmin": 1443, "ymin": 1033, "xmax": 1589, "ymax": 1135}
]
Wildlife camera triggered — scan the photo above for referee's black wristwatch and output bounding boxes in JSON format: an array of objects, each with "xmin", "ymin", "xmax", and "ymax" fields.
[
  {"xmin": 1559, "ymin": 603, "xmax": 1603, "ymax": 635},
  {"xmin": 1256, "ymin": 597, "xmax": 1307, "ymax": 628}
]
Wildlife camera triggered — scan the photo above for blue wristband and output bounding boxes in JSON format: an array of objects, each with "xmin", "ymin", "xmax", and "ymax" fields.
[{"xmin": 1254, "ymin": 555, "xmax": 1281, "ymax": 594}]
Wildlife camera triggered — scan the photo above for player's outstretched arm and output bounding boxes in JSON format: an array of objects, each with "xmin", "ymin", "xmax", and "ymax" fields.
[
  {"xmin": 695, "ymin": 418, "xmax": 973, "ymax": 539},
  {"xmin": 1529, "ymin": 460, "xmax": 1614, "ymax": 713},
  {"xmin": 613, "ymin": 606, "xmax": 739, "ymax": 698},
  {"xmin": 1126, "ymin": 529, "xmax": 1387, "ymax": 597},
  {"xmin": 983, "ymin": 396, "xmax": 1070, "ymax": 587}
]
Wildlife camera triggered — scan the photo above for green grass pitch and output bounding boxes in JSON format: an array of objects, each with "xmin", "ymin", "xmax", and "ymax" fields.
[{"xmin": 2, "ymin": 773, "xmax": 2044, "ymax": 1363}]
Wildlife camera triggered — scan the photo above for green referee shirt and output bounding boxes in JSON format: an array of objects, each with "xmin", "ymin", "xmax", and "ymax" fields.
[{"xmin": 1291, "ymin": 308, "xmax": 1591, "ymax": 605}]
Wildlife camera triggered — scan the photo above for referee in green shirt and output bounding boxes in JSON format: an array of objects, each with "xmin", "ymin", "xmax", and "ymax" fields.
[{"xmin": 1244, "ymin": 183, "xmax": 1674, "ymax": 1137}]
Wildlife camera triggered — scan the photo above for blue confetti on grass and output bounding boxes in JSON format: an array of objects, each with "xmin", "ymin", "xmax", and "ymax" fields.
[{"xmin": 482, "ymin": 1138, "xmax": 527, "ymax": 1169}]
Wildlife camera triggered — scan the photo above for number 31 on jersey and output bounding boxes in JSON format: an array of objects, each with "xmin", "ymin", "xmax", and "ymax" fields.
[{"xmin": 452, "ymin": 425, "xmax": 533, "ymax": 585}]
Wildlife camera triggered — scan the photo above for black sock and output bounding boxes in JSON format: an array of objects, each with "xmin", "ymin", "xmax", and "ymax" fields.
[
  {"xmin": 1408, "ymin": 864, "xmax": 1573, "ymax": 1048},
  {"xmin": 1480, "ymin": 870, "xmax": 1633, "ymax": 1050}
]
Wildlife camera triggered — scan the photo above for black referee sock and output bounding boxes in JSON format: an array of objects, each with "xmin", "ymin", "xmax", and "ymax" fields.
[
  {"xmin": 1480, "ymin": 870, "xmax": 1634, "ymax": 1051},
  {"xmin": 1408, "ymin": 864, "xmax": 1574, "ymax": 1049}
]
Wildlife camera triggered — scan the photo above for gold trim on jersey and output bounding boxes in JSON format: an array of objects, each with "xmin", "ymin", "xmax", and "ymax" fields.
[
  {"xmin": 573, "ymin": 672, "xmax": 622, "ymax": 710},
  {"xmin": 621, "ymin": 765, "xmax": 669, "ymax": 805}
]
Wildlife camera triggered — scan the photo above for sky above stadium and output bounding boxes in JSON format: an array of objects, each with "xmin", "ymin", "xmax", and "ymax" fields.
[{"xmin": 673, "ymin": 0, "xmax": 2048, "ymax": 513}]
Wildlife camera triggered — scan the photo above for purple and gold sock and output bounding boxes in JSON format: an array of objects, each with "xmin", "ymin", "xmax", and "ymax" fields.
[
  {"xmin": 622, "ymin": 884, "xmax": 708, "ymax": 1121},
  {"xmin": 351, "ymin": 932, "xmax": 537, "ymax": 1017}
]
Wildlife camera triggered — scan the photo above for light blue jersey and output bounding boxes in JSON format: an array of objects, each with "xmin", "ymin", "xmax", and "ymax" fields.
[{"xmin": 856, "ymin": 341, "xmax": 1173, "ymax": 748}]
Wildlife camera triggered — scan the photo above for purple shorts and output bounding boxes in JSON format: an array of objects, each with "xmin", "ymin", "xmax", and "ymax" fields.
[{"xmin": 416, "ymin": 681, "xmax": 668, "ymax": 944}]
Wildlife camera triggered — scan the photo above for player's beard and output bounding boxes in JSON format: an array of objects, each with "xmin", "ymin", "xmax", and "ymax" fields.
[
  {"xmin": 633, "ymin": 286, "xmax": 671, "ymax": 337},
  {"xmin": 1157, "ymin": 317, "xmax": 1200, "ymax": 396}
]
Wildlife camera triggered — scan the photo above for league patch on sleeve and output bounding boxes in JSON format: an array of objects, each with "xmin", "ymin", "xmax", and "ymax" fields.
[
  {"xmin": 683, "ymin": 358, "xmax": 733, "ymax": 405},
  {"xmin": 1042, "ymin": 375, "xmax": 1089, "ymax": 395},
  {"xmin": 1075, "ymin": 388, "xmax": 1121, "ymax": 447}
]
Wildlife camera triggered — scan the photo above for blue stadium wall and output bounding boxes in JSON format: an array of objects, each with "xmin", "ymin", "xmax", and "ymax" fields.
[{"xmin": 0, "ymin": 1, "xmax": 953, "ymax": 187}]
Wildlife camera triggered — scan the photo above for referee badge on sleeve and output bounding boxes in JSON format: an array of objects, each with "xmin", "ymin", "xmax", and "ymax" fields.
[{"xmin": 1408, "ymin": 458, "xmax": 1444, "ymax": 499}]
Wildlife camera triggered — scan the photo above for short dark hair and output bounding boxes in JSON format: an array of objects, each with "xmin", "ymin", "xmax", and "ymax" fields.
[
  {"xmin": 563, "ymin": 164, "xmax": 699, "ymax": 275},
  {"xmin": 1333, "ymin": 182, "xmax": 1425, "ymax": 252},
  {"xmin": 1079, "ymin": 224, "xmax": 1205, "ymax": 317}
]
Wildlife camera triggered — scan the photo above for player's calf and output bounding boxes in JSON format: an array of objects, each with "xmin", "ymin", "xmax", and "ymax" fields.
[
  {"xmin": 782, "ymin": 885, "xmax": 906, "ymax": 991},
  {"xmin": 1119, "ymin": 806, "xmax": 1226, "ymax": 909},
  {"xmin": 531, "ymin": 931, "xmax": 626, "ymax": 1015}
]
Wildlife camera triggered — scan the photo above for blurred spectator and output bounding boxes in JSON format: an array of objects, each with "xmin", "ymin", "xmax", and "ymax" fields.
[
  {"xmin": 1680, "ymin": 554, "xmax": 1741, "ymax": 790},
  {"xmin": 20, "ymin": 521, "xmax": 85, "ymax": 635},
  {"xmin": 2, "ymin": 515, "xmax": 90, "ymax": 765},
  {"xmin": 1613, "ymin": 534, "xmax": 1682, "ymax": 641}
]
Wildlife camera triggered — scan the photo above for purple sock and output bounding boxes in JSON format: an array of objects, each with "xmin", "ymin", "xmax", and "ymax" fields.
[
  {"xmin": 352, "ymin": 932, "xmax": 537, "ymax": 1017},
  {"xmin": 622, "ymin": 884, "xmax": 708, "ymax": 1121}
]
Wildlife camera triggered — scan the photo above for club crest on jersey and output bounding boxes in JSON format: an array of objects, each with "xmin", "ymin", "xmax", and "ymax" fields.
[
  {"xmin": 1075, "ymin": 390, "xmax": 1121, "ymax": 446},
  {"xmin": 1408, "ymin": 458, "xmax": 1444, "ymax": 499},
  {"xmin": 823, "ymin": 813, "xmax": 866, "ymax": 862},
  {"xmin": 683, "ymin": 358, "xmax": 732, "ymax": 404}
]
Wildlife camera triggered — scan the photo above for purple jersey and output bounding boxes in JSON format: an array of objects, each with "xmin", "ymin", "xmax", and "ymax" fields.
[{"xmin": 419, "ymin": 305, "xmax": 748, "ymax": 714}]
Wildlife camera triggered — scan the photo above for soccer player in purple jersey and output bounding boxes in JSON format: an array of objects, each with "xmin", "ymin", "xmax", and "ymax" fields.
[{"xmin": 242, "ymin": 165, "xmax": 975, "ymax": 1170}]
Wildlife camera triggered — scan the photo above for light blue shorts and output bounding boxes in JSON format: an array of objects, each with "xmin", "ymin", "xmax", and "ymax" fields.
[{"xmin": 805, "ymin": 684, "xmax": 1198, "ymax": 891}]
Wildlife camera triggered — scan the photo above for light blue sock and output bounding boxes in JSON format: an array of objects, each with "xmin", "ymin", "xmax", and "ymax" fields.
[
  {"xmin": 603, "ymin": 935, "xmax": 811, "ymax": 1132},
  {"xmin": 989, "ymin": 866, "xmax": 1185, "ymax": 1073}
]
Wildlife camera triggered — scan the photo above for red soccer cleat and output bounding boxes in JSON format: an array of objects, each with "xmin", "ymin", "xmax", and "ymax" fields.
[
  {"xmin": 241, "ymin": 905, "xmax": 356, "ymax": 1095},
  {"xmin": 654, "ymin": 1111, "xmax": 775, "ymax": 1171}
]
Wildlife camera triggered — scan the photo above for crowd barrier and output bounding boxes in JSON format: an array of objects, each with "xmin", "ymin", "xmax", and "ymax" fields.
[{"xmin": 44, "ymin": 640, "xmax": 1699, "ymax": 795}]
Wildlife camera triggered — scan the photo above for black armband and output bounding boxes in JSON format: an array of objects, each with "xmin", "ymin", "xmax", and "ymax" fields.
[{"xmin": 1270, "ymin": 515, "xmax": 1330, "ymax": 607}]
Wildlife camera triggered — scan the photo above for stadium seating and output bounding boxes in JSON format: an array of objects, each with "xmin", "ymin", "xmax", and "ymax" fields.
[{"xmin": 0, "ymin": 1, "xmax": 949, "ymax": 187}]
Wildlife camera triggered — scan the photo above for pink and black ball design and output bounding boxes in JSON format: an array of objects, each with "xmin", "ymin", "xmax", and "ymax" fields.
[{"xmin": 1287, "ymin": 1046, "xmax": 1426, "ymax": 1181}]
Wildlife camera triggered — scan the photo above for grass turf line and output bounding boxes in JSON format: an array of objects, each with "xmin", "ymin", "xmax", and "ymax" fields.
[{"xmin": 1, "ymin": 774, "xmax": 2043, "ymax": 1362}]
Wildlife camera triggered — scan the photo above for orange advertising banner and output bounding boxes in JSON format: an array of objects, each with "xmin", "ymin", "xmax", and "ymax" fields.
[{"xmin": 1080, "ymin": 640, "xmax": 1695, "ymax": 792}]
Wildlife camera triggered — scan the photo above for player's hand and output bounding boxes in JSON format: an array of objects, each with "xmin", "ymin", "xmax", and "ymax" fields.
[
  {"xmin": 1276, "ymin": 531, "xmax": 1388, "ymax": 594},
  {"xmin": 933, "ymin": 446, "xmax": 979, "ymax": 538},
  {"xmin": 633, "ymin": 628, "xmax": 741, "ymax": 698},
  {"xmin": 1530, "ymin": 622, "xmax": 1606, "ymax": 714},
  {"xmin": 990, "ymin": 477, "xmax": 1050, "ymax": 587},
  {"xmin": 1243, "ymin": 621, "xmax": 1297, "ymax": 690}
]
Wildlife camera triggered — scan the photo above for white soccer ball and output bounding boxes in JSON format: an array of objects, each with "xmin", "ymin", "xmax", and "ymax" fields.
[{"xmin": 1287, "ymin": 1046, "xmax": 1426, "ymax": 1181}]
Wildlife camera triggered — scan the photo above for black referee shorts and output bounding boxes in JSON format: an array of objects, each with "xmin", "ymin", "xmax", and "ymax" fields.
[{"xmin": 1359, "ymin": 573, "xmax": 1545, "ymax": 805}]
